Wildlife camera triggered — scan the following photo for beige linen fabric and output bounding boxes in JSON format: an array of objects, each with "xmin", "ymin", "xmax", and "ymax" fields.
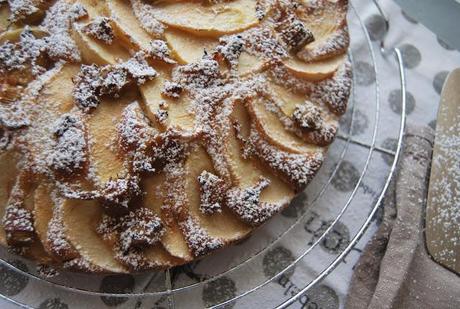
[{"xmin": 346, "ymin": 125, "xmax": 460, "ymax": 309}]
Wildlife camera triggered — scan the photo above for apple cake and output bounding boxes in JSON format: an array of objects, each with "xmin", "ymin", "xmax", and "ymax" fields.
[{"xmin": 0, "ymin": 0, "xmax": 352, "ymax": 273}]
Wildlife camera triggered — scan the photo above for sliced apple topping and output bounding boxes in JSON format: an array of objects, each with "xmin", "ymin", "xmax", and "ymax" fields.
[
  {"xmin": 184, "ymin": 145, "xmax": 251, "ymax": 244},
  {"xmin": 62, "ymin": 198, "xmax": 128, "ymax": 273},
  {"xmin": 165, "ymin": 29, "xmax": 217, "ymax": 64},
  {"xmin": 309, "ymin": 61, "xmax": 352, "ymax": 116},
  {"xmin": 85, "ymin": 94, "xmax": 133, "ymax": 187},
  {"xmin": 282, "ymin": 54, "xmax": 346, "ymax": 81},
  {"xmin": 23, "ymin": 64, "xmax": 81, "ymax": 172},
  {"xmin": 150, "ymin": 0, "xmax": 262, "ymax": 37},
  {"xmin": 249, "ymin": 125, "xmax": 324, "ymax": 191},
  {"xmin": 118, "ymin": 102, "xmax": 159, "ymax": 173},
  {"xmin": 96, "ymin": 207, "xmax": 179, "ymax": 270},
  {"xmin": 225, "ymin": 177, "xmax": 286, "ymax": 227},
  {"xmin": 72, "ymin": 21, "xmax": 130, "ymax": 65},
  {"xmin": 107, "ymin": 0, "xmax": 159, "ymax": 51},
  {"xmin": 297, "ymin": 0, "xmax": 349, "ymax": 62},
  {"xmin": 130, "ymin": 0, "xmax": 165, "ymax": 36},
  {"xmin": 34, "ymin": 183, "xmax": 79, "ymax": 262},
  {"xmin": 75, "ymin": 0, "xmax": 106, "ymax": 20},
  {"xmin": 0, "ymin": 4, "xmax": 10, "ymax": 32},
  {"xmin": 225, "ymin": 102, "xmax": 292, "ymax": 203},
  {"xmin": 140, "ymin": 69, "xmax": 195, "ymax": 132},
  {"xmin": 142, "ymin": 172, "xmax": 192, "ymax": 261},
  {"xmin": 297, "ymin": 26, "xmax": 349, "ymax": 62},
  {"xmin": 209, "ymin": 103, "xmax": 296, "ymax": 225},
  {"xmin": 0, "ymin": 26, "xmax": 48, "ymax": 43},
  {"xmin": 247, "ymin": 95, "xmax": 317, "ymax": 154},
  {"xmin": 0, "ymin": 149, "xmax": 19, "ymax": 246},
  {"xmin": 3, "ymin": 171, "xmax": 36, "ymax": 247},
  {"xmin": 263, "ymin": 81, "xmax": 339, "ymax": 146}
]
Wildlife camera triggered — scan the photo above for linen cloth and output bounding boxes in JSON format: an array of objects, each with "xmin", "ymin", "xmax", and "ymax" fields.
[
  {"xmin": 0, "ymin": 0, "xmax": 459, "ymax": 308},
  {"xmin": 345, "ymin": 126, "xmax": 460, "ymax": 309}
]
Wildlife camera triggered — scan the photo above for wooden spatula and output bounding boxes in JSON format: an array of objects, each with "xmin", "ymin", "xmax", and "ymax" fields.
[{"xmin": 426, "ymin": 68, "xmax": 460, "ymax": 275}]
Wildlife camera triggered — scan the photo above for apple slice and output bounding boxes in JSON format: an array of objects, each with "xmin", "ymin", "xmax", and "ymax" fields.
[
  {"xmin": 164, "ymin": 29, "xmax": 217, "ymax": 64},
  {"xmin": 142, "ymin": 244, "xmax": 183, "ymax": 268},
  {"xmin": 139, "ymin": 69, "xmax": 195, "ymax": 132},
  {"xmin": 266, "ymin": 81, "xmax": 339, "ymax": 146},
  {"xmin": 246, "ymin": 96, "xmax": 318, "ymax": 154},
  {"xmin": 297, "ymin": 0, "xmax": 349, "ymax": 62},
  {"xmin": 24, "ymin": 63, "xmax": 81, "ymax": 171},
  {"xmin": 33, "ymin": 183, "xmax": 53, "ymax": 254},
  {"xmin": 106, "ymin": 0, "xmax": 156, "ymax": 51},
  {"xmin": 72, "ymin": 22, "xmax": 130, "ymax": 65},
  {"xmin": 62, "ymin": 198, "xmax": 128, "ymax": 273},
  {"xmin": 0, "ymin": 149, "xmax": 19, "ymax": 246},
  {"xmin": 237, "ymin": 52, "xmax": 266, "ymax": 76},
  {"xmin": 150, "ymin": 0, "xmax": 262, "ymax": 37},
  {"xmin": 0, "ymin": 4, "xmax": 9, "ymax": 32},
  {"xmin": 210, "ymin": 103, "xmax": 296, "ymax": 224},
  {"xmin": 184, "ymin": 145, "xmax": 251, "ymax": 242},
  {"xmin": 164, "ymin": 30, "xmax": 264, "ymax": 75},
  {"xmin": 142, "ymin": 172, "xmax": 192, "ymax": 261},
  {"xmin": 0, "ymin": 26, "xmax": 48, "ymax": 43},
  {"xmin": 228, "ymin": 103, "xmax": 296, "ymax": 200},
  {"xmin": 85, "ymin": 93, "xmax": 135, "ymax": 187},
  {"xmin": 78, "ymin": 0, "xmax": 108, "ymax": 20},
  {"xmin": 267, "ymin": 81, "xmax": 306, "ymax": 117},
  {"xmin": 282, "ymin": 54, "xmax": 346, "ymax": 80}
]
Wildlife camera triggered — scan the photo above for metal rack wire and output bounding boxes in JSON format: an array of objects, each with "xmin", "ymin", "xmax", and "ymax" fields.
[{"xmin": 0, "ymin": 1, "xmax": 407, "ymax": 308}]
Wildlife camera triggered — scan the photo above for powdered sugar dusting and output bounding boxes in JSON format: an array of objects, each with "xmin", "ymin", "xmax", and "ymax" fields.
[{"xmin": 180, "ymin": 216, "xmax": 223, "ymax": 257}]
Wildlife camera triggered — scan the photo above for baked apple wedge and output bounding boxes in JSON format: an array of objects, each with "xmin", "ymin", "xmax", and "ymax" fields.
[
  {"xmin": 184, "ymin": 145, "xmax": 251, "ymax": 243},
  {"xmin": 106, "ymin": 0, "xmax": 158, "ymax": 51},
  {"xmin": 72, "ymin": 21, "xmax": 130, "ymax": 65},
  {"xmin": 62, "ymin": 199, "xmax": 128, "ymax": 273},
  {"xmin": 282, "ymin": 54, "xmax": 346, "ymax": 81},
  {"xmin": 165, "ymin": 29, "xmax": 217, "ymax": 64},
  {"xmin": 149, "ymin": 0, "xmax": 262, "ymax": 37},
  {"xmin": 246, "ymin": 95, "xmax": 318, "ymax": 154},
  {"xmin": 85, "ymin": 94, "xmax": 134, "ymax": 187},
  {"xmin": 142, "ymin": 172, "xmax": 193, "ymax": 262},
  {"xmin": 297, "ymin": 0, "xmax": 349, "ymax": 62},
  {"xmin": 140, "ymin": 69, "xmax": 195, "ymax": 132},
  {"xmin": 0, "ymin": 149, "xmax": 19, "ymax": 246}
]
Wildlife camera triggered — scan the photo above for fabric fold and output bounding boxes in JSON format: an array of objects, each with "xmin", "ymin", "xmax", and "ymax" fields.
[{"xmin": 346, "ymin": 125, "xmax": 460, "ymax": 309}]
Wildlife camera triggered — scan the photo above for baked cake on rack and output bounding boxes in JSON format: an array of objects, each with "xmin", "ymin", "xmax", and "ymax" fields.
[{"xmin": 0, "ymin": 0, "xmax": 352, "ymax": 273}]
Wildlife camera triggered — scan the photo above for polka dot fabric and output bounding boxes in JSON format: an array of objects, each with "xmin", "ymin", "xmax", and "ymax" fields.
[{"xmin": 0, "ymin": 1, "xmax": 458, "ymax": 308}]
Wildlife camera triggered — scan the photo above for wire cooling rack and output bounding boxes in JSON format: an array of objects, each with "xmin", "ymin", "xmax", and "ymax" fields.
[{"xmin": 0, "ymin": 1, "xmax": 407, "ymax": 308}]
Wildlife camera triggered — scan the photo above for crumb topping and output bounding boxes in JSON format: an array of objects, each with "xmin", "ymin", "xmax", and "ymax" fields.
[
  {"xmin": 7, "ymin": 0, "xmax": 41, "ymax": 22},
  {"xmin": 3, "ymin": 202, "xmax": 35, "ymax": 244},
  {"xmin": 292, "ymin": 102, "xmax": 322, "ymax": 131},
  {"xmin": 180, "ymin": 216, "xmax": 223, "ymax": 257},
  {"xmin": 148, "ymin": 40, "xmax": 176, "ymax": 64},
  {"xmin": 82, "ymin": 17, "xmax": 114, "ymax": 45},
  {"xmin": 48, "ymin": 114, "xmax": 87, "ymax": 175},
  {"xmin": 73, "ymin": 53, "xmax": 157, "ymax": 112},
  {"xmin": 130, "ymin": 0, "xmax": 164, "ymax": 36},
  {"xmin": 226, "ymin": 178, "xmax": 285, "ymax": 226},
  {"xmin": 198, "ymin": 171, "xmax": 226, "ymax": 215}
]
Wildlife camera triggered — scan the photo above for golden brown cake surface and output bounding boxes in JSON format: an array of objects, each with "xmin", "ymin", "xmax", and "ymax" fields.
[{"xmin": 0, "ymin": 0, "xmax": 352, "ymax": 273}]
